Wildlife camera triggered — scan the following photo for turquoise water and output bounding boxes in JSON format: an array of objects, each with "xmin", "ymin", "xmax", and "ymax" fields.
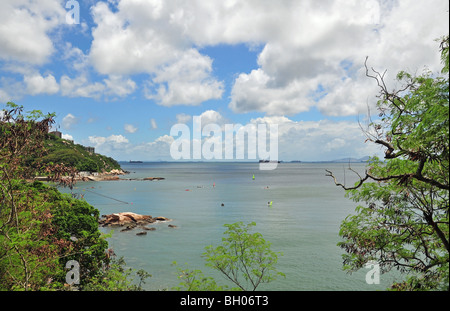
[{"xmin": 68, "ymin": 162, "xmax": 404, "ymax": 291}]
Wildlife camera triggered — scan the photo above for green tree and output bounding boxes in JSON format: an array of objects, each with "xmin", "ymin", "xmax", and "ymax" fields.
[
  {"xmin": 1, "ymin": 103, "xmax": 147, "ymax": 290},
  {"xmin": 172, "ymin": 262, "xmax": 236, "ymax": 291},
  {"xmin": 203, "ymin": 222, "xmax": 284, "ymax": 291},
  {"xmin": 0, "ymin": 103, "xmax": 75, "ymax": 290},
  {"xmin": 326, "ymin": 36, "xmax": 449, "ymax": 290},
  {"xmin": 173, "ymin": 222, "xmax": 284, "ymax": 291},
  {"xmin": 83, "ymin": 256, "xmax": 151, "ymax": 291}
]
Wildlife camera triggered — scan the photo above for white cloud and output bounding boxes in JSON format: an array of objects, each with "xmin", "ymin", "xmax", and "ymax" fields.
[
  {"xmin": 87, "ymin": 133, "xmax": 174, "ymax": 161},
  {"xmin": 249, "ymin": 116, "xmax": 383, "ymax": 161},
  {"xmin": 165, "ymin": 111, "xmax": 382, "ymax": 162},
  {"xmin": 60, "ymin": 75, "xmax": 106, "ymax": 99},
  {"xmin": 199, "ymin": 110, "xmax": 226, "ymax": 125},
  {"xmin": 0, "ymin": 0, "xmax": 65, "ymax": 65},
  {"xmin": 62, "ymin": 133, "xmax": 73, "ymax": 141},
  {"xmin": 61, "ymin": 113, "xmax": 79, "ymax": 130},
  {"xmin": 24, "ymin": 73, "xmax": 59, "ymax": 95},
  {"xmin": 229, "ymin": 68, "xmax": 317, "ymax": 116},
  {"xmin": 86, "ymin": 0, "xmax": 448, "ymax": 114},
  {"xmin": 61, "ymin": 42, "xmax": 90, "ymax": 73},
  {"xmin": 144, "ymin": 49, "xmax": 224, "ymax": 106},
  {"xmin": 89, "ymin": 1, "xmax": 181, "ymax": 75},
  {"xmin": 60, "ymin": 74, "xmax": 136, "ymax": 99},
  {"xmin": 155, "ymin": 135, "xmax": 174, "ymax": 144},
  {"xmin": 103, "ymin": 75, "xmax": 137, "ymax": 97},
  {"xmin": 227, "ymin": 0, "xmax": 448, "ymax": 116},
  {"xmin": 90, "ymin": 1, "xmax": 225, "ymax": 106},
  {"xmin": 79, "ymin": 111, "xmax": 383, "ymax": 162},
  {"xmin": 124, "ymin": 123, "xmax": 138, "ymax": 133},
  {"xmin": 88, "ymin": 134, "xmax": 130, "ymax": 151},
  {"xmin": 2, "ymin": 0, "xmax": 448, "ymax": 124}
]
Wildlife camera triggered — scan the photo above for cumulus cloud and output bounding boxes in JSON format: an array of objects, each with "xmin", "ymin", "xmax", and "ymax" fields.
[
  {"xmin": 226, "ymin": 0, "xmax": 448, "ymax": 116},
  {"xmin": 60, "ymin": 75, "xmax": 105, "ymax": 99},
  {"xmin": 24, "ymin": 73, "xmax": 59, "ymax": 95},
  {"xmin": 61, "ymin": 113, "xmax": 79, "ymax": 130},
  {"xmin": 0, "ymin": 0, "xmax": 65, "ymax": 65},
  {"xmin": 199, "ymin": 110, "xmax": 227, "ymax": 125},
  {"xmin": 89, "ymin": 1, "xmax": 225, "ymax": 106},
  {"xmin": 85, "ymin": 0, "xmax": 448, "ymax": 114},
  {"xmin": 62, "ymin": 133, "xmax": 73, "ymax": 141},
  {"xmin": 89, "ymin": 134, "xmax": 129, "ymax": 145},
  {"xmin": 103, "ymin": 75, "xmax": 137, "ymax": 98},
  {"xmin": 88, "ymin": 134, "xmax": 130, "ymax": 156},
  {"xmin": 60, "ymin": 74, "xmax": 136, "ymax": 100},
  {"xmin": 144, "ymin": 49, "xmax": 224, "ymax": 106},
  {"xmin": 3, "ymin": 0, "xmax": 446, "ymax": 114}
]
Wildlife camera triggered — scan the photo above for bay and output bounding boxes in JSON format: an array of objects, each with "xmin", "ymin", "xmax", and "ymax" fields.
[{"xmin": 67, "ymin": 162, "xmax": 404, "ymax": 291}]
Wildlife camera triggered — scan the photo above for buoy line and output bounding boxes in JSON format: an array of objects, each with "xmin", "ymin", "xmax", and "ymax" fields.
[{"xmin": 83, "ymin": 188, "xmax": 129, "ymax": 204}]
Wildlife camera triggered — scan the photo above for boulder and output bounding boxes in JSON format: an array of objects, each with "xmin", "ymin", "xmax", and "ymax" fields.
[
  {"xmin": 120, "ymin": 224, "xmax": 137, "ymax": 232},
  {"xmin": 154, "ymin": 216, "xmax": 171, "ymax": 221},
  {"xmin": 99, "ymin": 212, "xmax": 170, "ymax": 227},
  {"xmin": 140, "ymin": 226, "xmax": 156, "ymax": 231}
]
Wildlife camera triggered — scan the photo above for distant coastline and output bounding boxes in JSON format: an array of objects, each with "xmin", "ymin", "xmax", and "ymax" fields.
[{"xmin": 117, "ymin": 156, "xmax": 371, "ymax": 164}]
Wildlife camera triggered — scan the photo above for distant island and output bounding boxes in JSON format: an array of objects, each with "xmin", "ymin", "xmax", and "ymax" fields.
[{"xmin": 289, "ymin": 156, "xmax": 370, "ymax": 163}]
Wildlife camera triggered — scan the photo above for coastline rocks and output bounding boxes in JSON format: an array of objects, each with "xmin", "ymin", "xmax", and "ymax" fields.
[
  {"xmin": 143, "ymin": 177, "xmax": 165, "ymax": 181},
  {"xmin": 87, "ymin": 175, "xmax": 120, "ymax": 181},
  {"xmin": 99, "ymin": 212, "xmax": 171, "ymax": 227},
  {"xmin": 141, "ymin": 226, "xmax": 156, "ymax": 231},
  {"xmin": 76, "ymin": 169, "xmax": 127, "ymax": 181}
]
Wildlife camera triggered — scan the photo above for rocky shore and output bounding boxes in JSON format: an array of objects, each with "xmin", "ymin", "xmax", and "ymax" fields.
[
  {"xmin": 78, "ymin": 170, "xmax": 165, "ymax": 182},
  {"xmin": 34, "ymin": 169, "xmax": 165, "ymax": 182},
  {"xmin": 77, "ymin": 169, "xmax": 127, "ymax": 181},
  {"xmin": 98, "ymin": 212, "xmax": 175, "ymax": 236}
]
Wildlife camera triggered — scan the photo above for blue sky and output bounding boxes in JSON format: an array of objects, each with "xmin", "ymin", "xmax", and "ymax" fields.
[{"xmin": 1, "ymin": 0, "xmax": 448, "ymax": 161}]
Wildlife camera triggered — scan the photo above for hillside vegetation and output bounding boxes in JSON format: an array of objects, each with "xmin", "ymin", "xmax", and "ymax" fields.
[
  {"xmin": 41, "ymin": 134, "xmax": 121, "ymax": 173},
  {"xmin": 1, "ymin": 103, "xmax": 148, "ymax": 291}
]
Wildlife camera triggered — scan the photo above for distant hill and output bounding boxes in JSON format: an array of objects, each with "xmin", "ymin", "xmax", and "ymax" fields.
[
  {"xmin": 289, "ymin": 156, "xmax": 371, "ymax": 163},
  {"xmin": 330, "ymin": 156, "xmax": 370, "ymax": 163},
  {"xmin": 39, "ymin": 133, "xmax": 121, "ymax": 172}
]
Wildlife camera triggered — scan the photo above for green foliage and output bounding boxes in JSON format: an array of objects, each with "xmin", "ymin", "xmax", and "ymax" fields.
[
  {"xmin": 0, "ymin": 181, "xmax": 110, "ymax": 290},
  {"xmin": 172, "ymin": 262, "xmax": 238, "ymax": 291},
  {"xmin": 83, "ymin": 257, "xmax": 151, "ymax": 291},
  {"xmin": 1, "ymin": 103, "xmax": 148, "ymax": 291},
  {"xmin": 333, "ymin": 36, "xmax": 449, "ymax": 291},
  {"xmin": 42, "ymin": 134, "xmax": 121, "ymax": 173},
  {"xmin": 172, "ymin": 222, "xmax": 284, "ymax": 291},
  {"xmin": 203, "ymin": 222, "xmax": 284, "ymax": 291}
]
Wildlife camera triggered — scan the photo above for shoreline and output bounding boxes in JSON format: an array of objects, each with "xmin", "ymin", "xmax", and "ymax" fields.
[{"xmin": 33, "ymin": 169, "xmax": 165, "ymax": 182}]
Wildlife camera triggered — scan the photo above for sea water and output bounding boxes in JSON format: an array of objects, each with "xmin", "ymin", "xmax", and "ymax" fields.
[{"xmin": 68, "ymin": 162, "xmax": 404, "ymax": 291}]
